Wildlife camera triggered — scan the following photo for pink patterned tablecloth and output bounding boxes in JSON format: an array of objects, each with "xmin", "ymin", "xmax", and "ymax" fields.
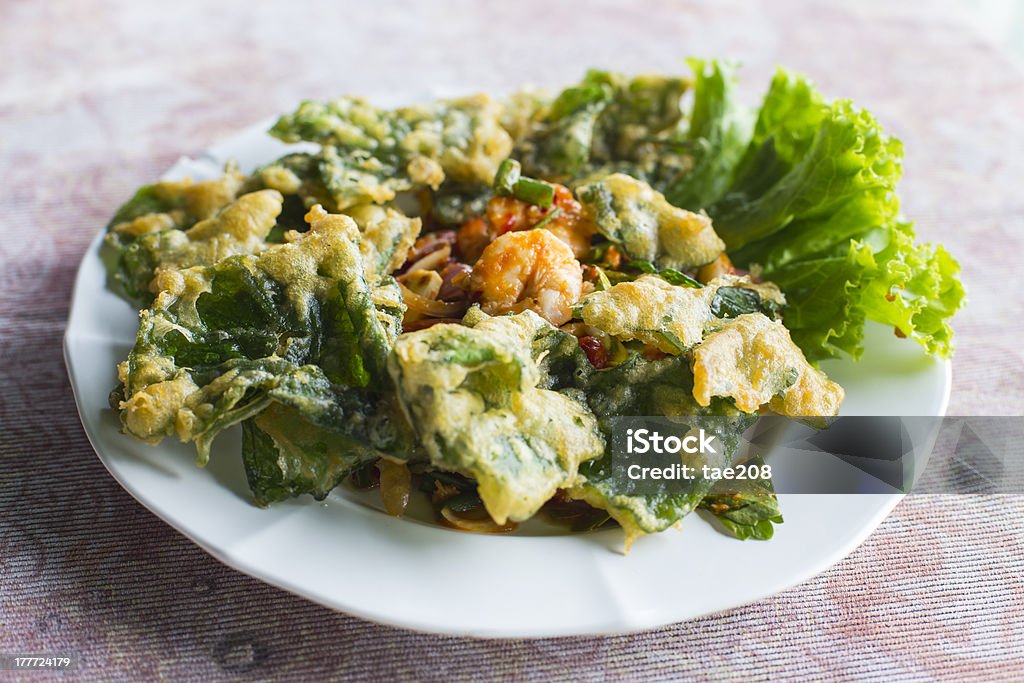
[{"xmin": 2, "ymin": 1, "xmax": 1023, "ymax": 680}]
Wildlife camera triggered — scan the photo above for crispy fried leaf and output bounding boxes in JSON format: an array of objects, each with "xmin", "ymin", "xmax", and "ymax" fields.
[
  {"xmin": 111, "ymin": 190, "xmax": 283, "ymax": 306},
  {"xmin": 576, "ymin": 173, "xmax": 725, "ymax": 270},
  {"xmin": 568, "ymin": 354, "xmax": 755, "ymax": 544},
  {"xmin": 517, "ymin": 71, "xmax": 691, "ymax": 184},
  {"xmin": 116, "ymin": 212, "xmax": 405, "ymax": 465},
  {"xmin": 388, "ymin": 312, "xmax": 604, "ymax": 524},
  {"xmin": 241, "ymin": 402, "xmax": 393, "ymax": 506},
  {"xmin": 104, "ymin": 171, "xmax": 246, "ymax": 303},
  {"xmin": 699, "ymin": 456, "xmax": 782, "ymax": 540},
  {"xmin": 579, "ymin": 274, "xmax": 783, "ymax": 355},
  {"xmin": 270, "ymin": 94, "xmax": 512, "ymax": 207},
  {"xmin": 691, "ymin": 314, "xmax": 844, "ymax": 416}
]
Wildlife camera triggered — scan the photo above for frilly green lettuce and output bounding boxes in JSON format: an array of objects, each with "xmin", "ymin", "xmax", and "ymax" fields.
[{"xmin": 665, "ymin": 65, "xmax": 964, "ymax": 361}]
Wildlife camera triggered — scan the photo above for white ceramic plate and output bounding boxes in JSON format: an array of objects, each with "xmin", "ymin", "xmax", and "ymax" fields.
[{"xmin": 64, "ymin": 121, "xmax": 951, "ymax": 638}]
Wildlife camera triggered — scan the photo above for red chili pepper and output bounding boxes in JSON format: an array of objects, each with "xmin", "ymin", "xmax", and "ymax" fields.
[
  {"xmin": 642, "ymin": 345, "xmax": 667, "ymax": 361},
  {"xmin": 579, "ymin": 336, "xmax": 609, "ymax": 368}
]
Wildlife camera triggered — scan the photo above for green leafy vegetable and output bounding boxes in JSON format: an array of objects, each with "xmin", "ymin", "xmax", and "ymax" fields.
[
  {"xmin": 242, "ymin": 153, "xmax": 334, "ymax": 214},
  {"xmin": 110, "ymin": 190, "xmax": 283, "ymax": 306},
  {"xmin": 523, "ymin": 71, "xmax": 613, "ymax": 180},
  {"xmin": 115, "ymin": 213, "xmax": 406, "ymax": 465},
  {"xmin": 242, "ymin": 401, "xmax": 398, "ymax": 507},
  {"xmin": 339, "ymin": 204, "xmax": 422, "ymax": 280},
  {"xmin": 579, "ymin": 275, "xmax": 714, "ymax": 354},
  {"xmin": 662, "ymin": 59, "xmax": 752, "ymax": 210},
  {"xmin": 691, "ymin": 313, "xmax": 844, "ymax": 416},
  {"xmin": 104, "ymin": 171, "xmax": 246, "ymax": 303},
  {"xmin": 593, "ymin": 74, "xmax": 690, "ymax": 155},
  {"xmin": 388, "ymin": 312, "xmax": 604, "ymax": 523},
  {"xmin": 625, "ymin": 260, "xmax": 702, "ymax": 288},
  {"xmin": 709, "ymin": 286, "xmax": 780, "ymax": 319},
  {"xmin": 576, "ymin": 173, "xmax": 725, "ymax": 270},
  {"xmin": 517, "ymin": 71, "xmax": 691, "ymax": 183},
  {"xmin": 429, "ymin": 182, "xmax": 493, "ymax": 227},
  {"xmin": 315, "ymin": 146, "xmax": 411, "ymax": 209},
  {"xmin": 708, "ymin": 75, "xmax": 902, "ymax": 251},
  {"xmin": 568, "ymin": 354, "xmax": 755, "ymax": 544},
  {"xmin": 685, "ymin": 69, "xmax": 965, "ymax": 360},
  {"xmin": 699, "ymin": 456, "xmax": 782, "ymax": 540},
  {"xmin": 270, "ymin": 94, "xmax": 513, "ymax": 207},
  {"xmin": 578, "ymin": 274, "xmax": 780, "ymax": 355},
  {"xmin": 103, "ymin": 59, "xmax": 966, "ymax": 544}
]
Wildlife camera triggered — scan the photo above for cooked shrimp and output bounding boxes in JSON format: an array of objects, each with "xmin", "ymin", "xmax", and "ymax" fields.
[
  {"xmin": 485, "ymin": 184, "xmax": 596, "ymax": 258},
  {"xmin": 696, "ymin": 253, "xmax": 736, "ymax": 283},
  {"xmin": 469, "ymin": 229, "xmax": 583, "ymax": 326},
  {"xmin": 456, "ymin": 216, "xmax": 494, "ymax": 263}
]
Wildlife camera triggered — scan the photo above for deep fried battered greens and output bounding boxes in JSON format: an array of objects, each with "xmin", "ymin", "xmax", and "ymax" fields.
[
  {"xmin": 103, "ymin": 60, "xmax": 964, "ymax": 547},
  {"xmin": 105, "ymin": 170, "xmax": 247, "ymax": 302},
  {"xmin": 691, "ymin": 313, "xmax": 844, "ymax": 416},
  {"xmin": 388, "ymin": 312, "xmax": 603, "ymax": 524},
  {"xmin": 270, "ymin": 94, "xmax": 512, "ymax": 208},
  {"xmin": 579, "ymin": 274, "xmax": 783, "ymax": 354},
  {"xmin": 577, "ymin": 173, "xmax": 725, "ymax": 270},
  {"xmin": 116, "ymin": 210, "xmax": 405, "ymax": 464}
]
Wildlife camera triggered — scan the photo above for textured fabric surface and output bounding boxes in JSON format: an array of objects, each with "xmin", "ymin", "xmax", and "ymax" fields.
[{"xmin": 2, "ymin": 0, "xmax": 1023, "ymax": 680}]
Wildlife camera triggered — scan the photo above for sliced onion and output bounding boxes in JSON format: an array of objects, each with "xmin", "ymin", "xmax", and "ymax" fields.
[
  {"xmin": 403, "ymin": 317, "xmax": 463, "ymax": 332},
  {"xmin": 378, "ymin": 460, "xmax": 411, "ymax": 517},
  {"xmin": 399, "ymin": 282, "xmax": 468, "ymax": 318},
  {"xmin": 405, "ymin": 244, "xmax": 451, "ymax": 274},
  {"xmin": 437, "ymin": 262, "xmax": 472, "ymax": 301},
  {"xmin": 559, "ymin": 322, "xmax": 602, "ymax": 338},
  {"xmin": 399, "ymin": 269, "xmax": 443, "ymax": 300},
  {"xmin": 440, "ymin": 506, "xmax": 518, "ymax": 533}
]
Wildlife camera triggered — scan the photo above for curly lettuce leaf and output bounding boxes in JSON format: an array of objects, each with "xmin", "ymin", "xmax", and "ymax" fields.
[
  {"xmin": 708, "ymin": 75, "xmax": 902, "ymax": 250},
  {"xmin": 662, "ymin": 59, "xmax": 752, "ymax": 210},
  {"xmin": 686, "ymin": 68, "xmax": 964, "ymax": 360}
]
